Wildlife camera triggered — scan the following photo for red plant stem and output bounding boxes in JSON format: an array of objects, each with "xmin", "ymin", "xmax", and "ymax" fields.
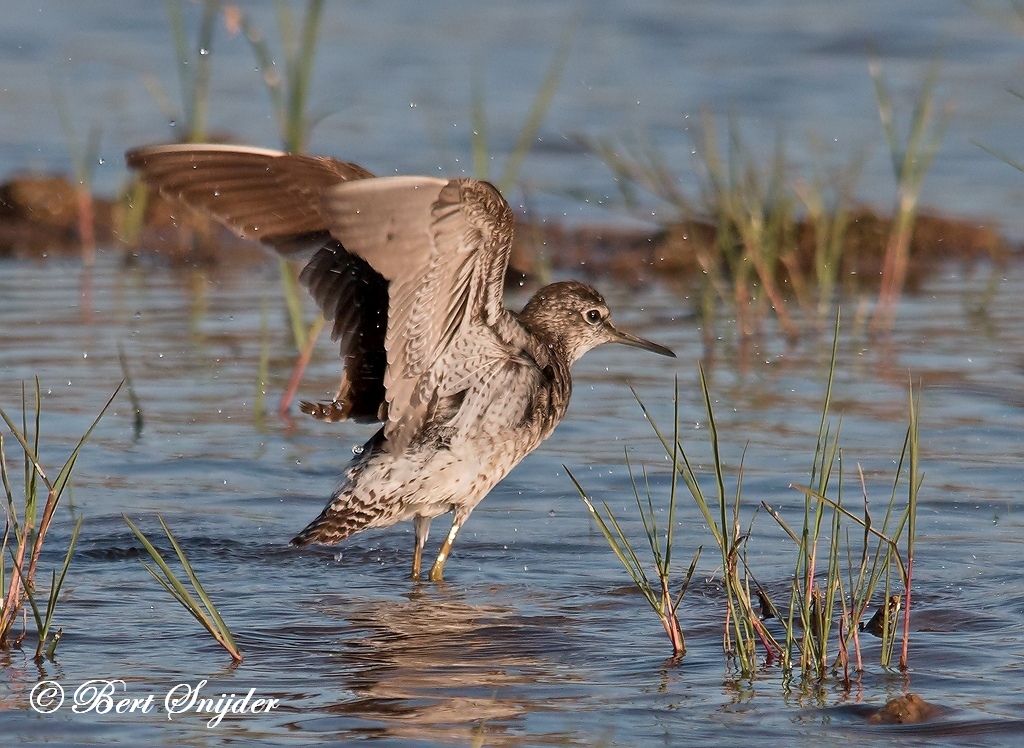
[
  {"xmin": 0, "ymin": 528, "xmax": 30, "ymax": 642},
  {"xmin": 661, "ymin": 613, "xmax": 684, "ymax": 658},
  {"xmin": 746, "ymin": 243, "xmax": 799, "ymax": 341},
  {"xmin": 26, "ymin": 489, "xmax": 59, "ymax": 588},
  {"xmin": 851, "ymin": 610, "xmax": 863, "ymax": 673},
  {"xmin": 872, "ymin": 203, "xmax": 914, "ymax": 333},
  {"xmin": 837, "ymin": 616, "xmax": 850, "ymax": 684},
  {"xmin": 661, "ymin": 582, "xmax": 685, "ymax": 657},
  {"xmin": 76, "ymin": 187, "xmax": 96, "ymax": 267},
  {"xmin": 278, "ymin": 321, "xmax": 322, "ymax": 419},
  {"xmin": 751, "ymin": 617, "xmax": 778, "ymax": 664}
]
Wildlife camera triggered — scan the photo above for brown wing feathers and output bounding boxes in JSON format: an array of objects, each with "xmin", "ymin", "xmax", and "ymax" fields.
[
  {"xmin": 125, "ymin": 145, "xmax": 373, "ymax": 241},
  {"xmin": 298, "ymin": 241, "xmax": 389, "ymax": 422},
  {"xmin": 127, "ymin": 145, "xmax": 389, "ymax": 423},
  {"xmin": 126, "ymin": 146, "xmax": 524, "ymax": 446}
]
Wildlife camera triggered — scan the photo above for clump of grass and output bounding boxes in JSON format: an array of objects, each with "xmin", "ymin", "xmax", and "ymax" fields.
[
  {"xmin": 792, "ymin": 135, "xmax": 866, "ymax": 318},
  {"xmin": 580, "ymin": 314, "xmax": 921, "ymax": 680},
  {"xmin": 589, "ymin": 112, "xmax": 863, "ymax": 345},
  {"xmin": 589, "ymin": 55, "xmax": 950, "ymax": 342},
  {"xmin": 15, "ymin": 517, "xmax": 83, "ymax": 662},
  {"xmin": 568, "ymin": 381, "xmax": 701, "ymax": 659},
  {"xmin": 671, "ymin": 364, "xmax": 782, "ymax": 672},
  {"xmin": 868, "ymin": 54, "xmax": 952, "ymax": 333},
  {"xmin": 0, "ymin": 379, "xmax": 121, "ymax": 660},
  {"xmin": 755, "ymin": 314, "xmax": 919, "ymax": 679},
  {"xmin": 124, "ymin": 515, "xmax": 242, "ymax": 663},
  {"xmin": 690, "ymin": 114, "xmax": 801, "ymax": 341}
]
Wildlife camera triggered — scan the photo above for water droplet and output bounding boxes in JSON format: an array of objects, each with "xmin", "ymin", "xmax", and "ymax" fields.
[
  {"xmin": 200, "ymin": 48, "xmax": 209, "ymax": 55},
  {"xmin": 97, "ymin": 158, "xmax": 105, "ymax": 165},
  {"xmin": 352, "ymin": 444, "xmax": 364, "ymax": 455}
]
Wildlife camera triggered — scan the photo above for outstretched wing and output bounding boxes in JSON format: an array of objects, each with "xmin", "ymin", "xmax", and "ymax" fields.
[
  {"xmin": 126, "ymin": 145, "xmax": 529, "ymax": 448},
  {"xmin": 322, "ymin": 176, "xmax": 527, "ymax": 450},
  {"xmin": 125, "ymin": 143, "xmax": 374, "ymax": 243},
  {"xmin": 126, "ymin": 144, "xmax": 388, "ymax": 420}
]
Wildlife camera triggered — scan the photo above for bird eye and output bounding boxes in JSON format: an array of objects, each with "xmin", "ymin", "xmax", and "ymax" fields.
[{"xmin": 585, "ymin": 309, "xmax": 602, "ymax": 325}]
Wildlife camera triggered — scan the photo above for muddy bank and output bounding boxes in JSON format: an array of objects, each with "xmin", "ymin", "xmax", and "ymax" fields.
[{"xmin": 0, "ymin": 173, "xmax": 1014, "ymax": 285}]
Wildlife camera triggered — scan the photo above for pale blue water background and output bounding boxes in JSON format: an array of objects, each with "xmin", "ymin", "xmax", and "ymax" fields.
[
  {"xmin": 2, "ymin": 2, "xmax": 1024, "ymax": 746},
  {"xmin": 3, "ymin": 0, "xmax": 1024, "ymax": 233}
]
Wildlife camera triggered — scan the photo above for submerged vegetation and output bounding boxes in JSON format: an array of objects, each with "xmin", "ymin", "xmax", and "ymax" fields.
[
  {"xmin": 0, "ymin": 380, "xmax": 120, "ymax": 661},
  {"xmin": 575, "ymin": 316, "xmax": 921, "ymax": 682}
]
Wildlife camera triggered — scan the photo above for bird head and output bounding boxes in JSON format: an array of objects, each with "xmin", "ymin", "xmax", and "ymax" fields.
[{"xmin": 519, "ymin": 281, "xmax": 676, "ymax": 364}]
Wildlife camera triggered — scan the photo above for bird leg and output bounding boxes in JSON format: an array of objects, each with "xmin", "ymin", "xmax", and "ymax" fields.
[
  {"xmin": 428, "ymin": 516, "xmax": 464, "ymax": 582},
  {"xmin": 411, "ymin": 515, "xmax": 432, "ymax": 580}
]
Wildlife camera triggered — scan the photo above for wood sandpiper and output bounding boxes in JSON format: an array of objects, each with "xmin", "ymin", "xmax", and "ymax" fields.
[{"xmin": 126, "ymin": 144, "xmax": 676, "ymax": 581}]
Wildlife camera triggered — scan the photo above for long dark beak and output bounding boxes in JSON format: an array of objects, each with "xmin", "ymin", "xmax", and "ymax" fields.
[{"xmin": 606, "ymin": 324, "xmax": 676, "ymax": 358}]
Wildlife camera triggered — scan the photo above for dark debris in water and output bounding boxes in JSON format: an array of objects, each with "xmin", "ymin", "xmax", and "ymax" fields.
[
  {"xmin": 78, "ymin": 544, "xmax": 149, "ymax": 561},
  {"xmin": 0, "ymin": 172, "xmax": 1015, "ymax": 287},
  {"xmin": 865, "ymin": 693, "xmax": 942, "ymax": 725}
]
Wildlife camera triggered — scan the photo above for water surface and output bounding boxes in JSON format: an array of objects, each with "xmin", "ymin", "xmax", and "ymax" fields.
[
  {"xmin": 1, "ymin": 255, "xmax": 1023, "ymax": 745},
  {"xmin": 4, "ymin": 1, "xmax": 1024, "ymax": 745}
]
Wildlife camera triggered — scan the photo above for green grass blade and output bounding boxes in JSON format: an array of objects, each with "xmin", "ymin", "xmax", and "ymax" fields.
[
  {"xmin": 1, "ymin": 433, "xmax": 17, "ymax": 526},
  {"xmin": 241, "ymin": 15, "xmax": 285, "ymax": 130},
  {"xmin": 664, "ymin": 378, "xmax": 681, "ymax": 573},
  {"xmin": 9, "ymin": 549, "xmax": 45, "ymax": 635},
  {"xmin": 868, "ymin": 55, "xmax": 901, "ymax": 176},
  {"xmin": 39, "ymin": 515, "xmax": 83, "ymax": 642},
  {"xmin": 569, "ymin": 468, "xmax": 656, "ymax": 605},
  {"xmin": 600, "ymin": 500, "xmax": 656, "ymax": 596},
  {"xmin": 286, "ymin": 0, "xmax": 325, "ymax": 152},
  {"xmin": 971, "ymin": 138, "xmax": 1024, "ymax": 173},
  {"xmin": 51, "ymin": 380, "xmax": 124, "ymax": 499},
  {"xmin": 126, "ymin": 515, "xmax": 242, "ymax": 661},
  {"xmin": 760, "ymin": 501, "xmax": 801, "ymax": 544},
  {"xmin": 673, "ymin": 545, "xmax": 702, "ymax": 612},
  {"xmin": 123, "ymin": 515, "xmax": 208, "ymax": 616},
  {"xmin": 157, "ymin": 516, "xmax": 239, "ymax": 652},
  {"xmin": 166, "ymin": 0, "xmax": 194, "ymax": 130},
  {"xmin": 117, "ymin": 343, "xmax": 145, "ymax": 439},
  {"xmin": 188, "ymin": 0, "xmax": 221, "ymax": 142}
]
